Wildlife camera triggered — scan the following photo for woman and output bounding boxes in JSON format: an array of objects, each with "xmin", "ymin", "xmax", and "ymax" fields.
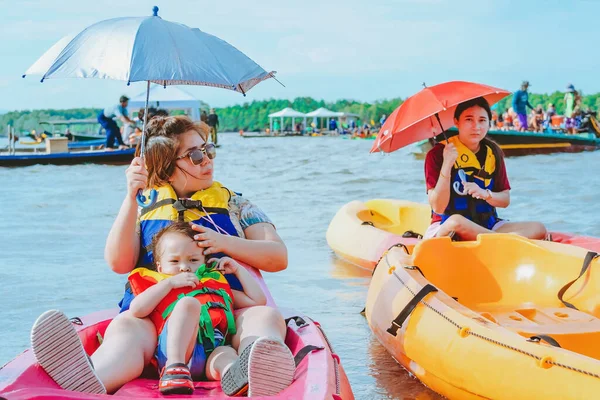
[
  {"xmin": 31, "ymin": 116, "xmax": 295, "ymax": 396},
  {"xmin": 423, "ymin": 97, "xmax": 547, "ymax": 241}
]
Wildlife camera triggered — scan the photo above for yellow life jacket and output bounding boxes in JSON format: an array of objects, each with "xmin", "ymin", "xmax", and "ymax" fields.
[
  {"xmin": 138, "ymin": 181, "xmax": 239, "ymax": 266},
  {"xmin": 438, "ymin": 136, "xmax": 500, "ymax": 229}
]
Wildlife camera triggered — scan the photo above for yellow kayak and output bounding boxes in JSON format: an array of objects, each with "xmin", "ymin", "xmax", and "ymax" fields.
[
  {"xmin": 326, "ymin": 199, "xmax": 431, "ymax": 270},
  {"xmin": 366, "ymin": 234, "xmax": 600, "ymax": 399},
  {"xmin": 327, "ymin": 199, "xmax": 600, "ymax": 271}
]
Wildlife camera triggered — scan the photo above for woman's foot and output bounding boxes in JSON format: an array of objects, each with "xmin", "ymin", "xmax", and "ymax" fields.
[
  {"xmin": 159, "ymin": 363, "xmax": 194, "ymax": 395},
  {"xmin": 221, "ymin": 336, "xmax": 295, "ymax": 397},
  {"xmin": 30, "ymin": 310, "xmax": 106, "ymax": 394}
]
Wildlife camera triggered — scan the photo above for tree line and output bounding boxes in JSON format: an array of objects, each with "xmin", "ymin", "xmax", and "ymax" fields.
[{"xmin": 3, "ymin": 92, "xmax": 600, "ymax": 134}]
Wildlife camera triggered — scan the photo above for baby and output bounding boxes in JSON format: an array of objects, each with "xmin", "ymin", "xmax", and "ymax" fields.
[{"xmin": 128, "ymin": 222, "xmax": 266, "ymax": 395}]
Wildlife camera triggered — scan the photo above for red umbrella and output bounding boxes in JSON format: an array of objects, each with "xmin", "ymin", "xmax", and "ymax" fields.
[{"xmin": 370, "ymin": 81, "xmax": 511, "ymax": 153}]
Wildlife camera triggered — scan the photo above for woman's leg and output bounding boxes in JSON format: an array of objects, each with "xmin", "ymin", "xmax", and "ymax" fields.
[
  {"xmin": 436, "ymin": 214, "xmax": 492, "ymax": 241},
  {"xmin": 231, "ymin": 306, "xmax": 287, "ymax": 354},
  {"xmin": 91, "ymin": 311, "xmax": 157, "ymax": 393},
  {"xmin": 219, "ymin": 306, "xmax": 295, "ymax": 397},
  {"xmin": 494, "ymin": 221, "xmax": 547, "ymax": 239},
  {"xmin": 206, "ymin": 306, "xmax": 287, "ymax": 379},
  {"xmin": 164, "ymin": 297, "xmax": 201, "ymax": 366}
]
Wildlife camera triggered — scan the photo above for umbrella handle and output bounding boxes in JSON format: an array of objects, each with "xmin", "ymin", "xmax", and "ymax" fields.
[
  {"xmin": 452, "ymin": 169, "xmax": 468, "ymax": 196},
  {"xmin": 136, "ymin": 189, "xmax": 157, "ymax": 208}
]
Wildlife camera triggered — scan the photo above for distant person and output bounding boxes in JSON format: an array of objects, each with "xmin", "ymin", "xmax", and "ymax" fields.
[
  {"xmin": 512, "ymin": 81, "xmax": 534, "ymax": 131},
  {"xmin": 207, "ymin": 108, "xmax": 219, "ymax": 145},
  {"xmin": 329, "ymin": 118, "xmax": 338, "ymax": 132},
  {"xmin": 200, "ymin": 110, "xmax": 208, "ymax": 123},
  {"xmin": 531, "ymin": 105, "xmax": 544, "ymax": 132},
  {"xmin": 98, "ymin": 95, "xmax": 133, "ymax": 150},
  {"xmin": 379, "ymin": 114, "xmax": 387, "ymax": 127},
  {"xmin": 564, "ymin": 84, "xmax": 576, "ymax": 120}
]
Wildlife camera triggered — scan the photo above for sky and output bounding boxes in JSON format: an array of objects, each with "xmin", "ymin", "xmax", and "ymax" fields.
[{"xmin": 0, "ymin": 0, "xmax": 598, "ymax": 112}]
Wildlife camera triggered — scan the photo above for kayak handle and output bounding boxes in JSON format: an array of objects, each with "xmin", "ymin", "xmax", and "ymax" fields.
[
  {"xmin": 452, "ymin": 169, "xmax": 468, "ymax": 196},
  {"xmin": 136, "ymin": 189, "xmax": 158, "ymax": 208}
]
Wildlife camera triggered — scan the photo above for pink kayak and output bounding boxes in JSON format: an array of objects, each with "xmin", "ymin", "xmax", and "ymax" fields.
[{"xmin": 0, "ymin": 268, "xmax": 354, "ymax": 400}]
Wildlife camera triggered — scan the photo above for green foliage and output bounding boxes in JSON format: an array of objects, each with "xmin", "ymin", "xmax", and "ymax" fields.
[
  {"xmin": 0, "ymin": 108, "xmax": 101, "ymax": 134},
  {"xmin": 212, "ymin": 97, "xmax": 404, "ymax": 131},
  {"xmin": 5, "ymin": 92, "xmax": 600, "ymax": 134}
]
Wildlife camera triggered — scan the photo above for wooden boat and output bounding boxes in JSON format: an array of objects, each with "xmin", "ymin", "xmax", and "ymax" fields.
[
  {"xmin": 0, "ymin": 148, "xmax": 135, "ymax": 167},
  {"xmin": 417, "ymin": 128, "xmax": 600, "ymax": 157}
]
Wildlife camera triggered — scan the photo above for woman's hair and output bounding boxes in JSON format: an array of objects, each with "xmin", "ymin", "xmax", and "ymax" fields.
[
  {"xmin": 136, "ymin": 115, "xmax": 210, "ymax": 187},
  {"xmin": 454, "ymin": 97, "xmax": 505, "ymax": 166},
  {"xmin": 454, "ymin": 97, "xmax": 492, "ymax": 122},
  {"xmin": 150, "ymin": 221, "xmax": 198, "ymax": 264}
]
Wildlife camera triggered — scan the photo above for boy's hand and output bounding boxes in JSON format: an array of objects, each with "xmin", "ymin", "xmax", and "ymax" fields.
[
  {"xmin": 166, "ymin": 272, "xmax": 199, "ymax": 289},
  {"xmin": 209, "ymin": 257, "xmax": 240, "ymax": 275}
]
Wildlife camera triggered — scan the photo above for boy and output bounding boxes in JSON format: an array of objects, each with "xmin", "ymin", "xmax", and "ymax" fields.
[{"xmin": 128, "ymin": 222, "xmax": 267, "ymax": 395}]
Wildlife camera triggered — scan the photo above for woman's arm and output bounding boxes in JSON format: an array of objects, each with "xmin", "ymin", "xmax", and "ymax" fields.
[
  {"xmin": 428, "ymin": 171, "xmax": 452, "ymax": 214},
  {"xmin": 105, "ymin": 197, "xmax": 140, "ymax": 274},
  {"xmin": 486, "ymin": 189, "xmax": 510, "ymax": 208},
  {"xmin": 194, "ymin": 223, "xmax": 288, "ymax": 273},
  {"xmin": 427, "ymin": 143, "xmax": 457, "ymax": 214},
  {"xmin": 104, "ymin": 157, "xmax": 147, "ymax": 274}
]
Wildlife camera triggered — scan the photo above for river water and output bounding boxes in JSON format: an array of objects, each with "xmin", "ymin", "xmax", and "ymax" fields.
[{"xmin": 1, "ymin": 133, "xmax": 599, "ymax": 399}]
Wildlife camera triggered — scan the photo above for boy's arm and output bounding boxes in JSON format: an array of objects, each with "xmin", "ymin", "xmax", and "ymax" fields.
[
  {"xmin": 231, "ymin": 265, "xmax": 266, "ymax": 308},
  {"xmin": 129, "ymin": 280, "xmax": 173, "ymax": 318},
  {"xmin": 213, "ymin": 258, "xmax": 266, "ymax": 308}
]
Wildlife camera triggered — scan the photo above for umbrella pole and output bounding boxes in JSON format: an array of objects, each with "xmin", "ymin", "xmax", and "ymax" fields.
[
  {"xmin": 135, "ymin": 80, "xmax": 157, "ymax": 208},
  {"xmin": 434, "ymin": 113, "xmax": 449, "ymax": 142},
  {"xmin": 140, "ymin": 80, "xmax": 150, "ymax": 157}
]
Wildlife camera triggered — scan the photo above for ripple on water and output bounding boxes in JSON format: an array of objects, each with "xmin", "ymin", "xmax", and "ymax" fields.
[{"xmin": 0, "ymin": 134, "xmax": 598, "ymax": 399}]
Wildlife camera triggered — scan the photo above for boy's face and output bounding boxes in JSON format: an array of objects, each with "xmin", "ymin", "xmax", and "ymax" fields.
[{"xmin": 156, "ymin": 232, "xmax": 206, "ymax": 275}]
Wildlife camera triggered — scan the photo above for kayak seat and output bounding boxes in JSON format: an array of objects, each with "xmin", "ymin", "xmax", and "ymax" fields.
[{"xmin": 361, "ymin": 200, "xmax": 430, "ymax": 236}]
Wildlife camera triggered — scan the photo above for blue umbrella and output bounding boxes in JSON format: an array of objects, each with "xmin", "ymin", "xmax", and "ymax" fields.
[{"xmin": 24, "ymin": 6, "xmax": 278, "ymax": 206}]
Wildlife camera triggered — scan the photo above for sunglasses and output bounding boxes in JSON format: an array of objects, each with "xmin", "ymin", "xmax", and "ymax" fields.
[{"xmin": 176, "ymin": 143, "xmax": 216, "ymax": 165}]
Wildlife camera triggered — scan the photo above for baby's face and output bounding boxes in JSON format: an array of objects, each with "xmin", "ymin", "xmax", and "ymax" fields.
[{"xmin": 156, "ymin": 232, "xmax": 206, "ymax": 275}]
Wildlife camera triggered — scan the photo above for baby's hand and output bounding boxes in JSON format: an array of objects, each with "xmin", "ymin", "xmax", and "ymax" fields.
[
  {"xmin": 209, "ymin": 257, "xmax": 240, "ymax": 275},
  {"xmin": 166, "ymin": 272, "xmax": 199, "ymax": 289}
]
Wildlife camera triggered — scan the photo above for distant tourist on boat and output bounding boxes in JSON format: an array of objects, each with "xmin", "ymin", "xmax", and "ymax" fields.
[
  {"xmin": 530, "ymin": 105, "xmax": 545, "ymax": 132},
  {"xmin": 207, "ymin": 108, "xmax": 220, "ymax": 145},
  {"xmin": 201, "ymin": 110, "xmax": 208, "ymax": 123},
  {"xmin": 98, "ymin": 95, "xmax": 134, "ymax": 150},
  {"xmin": 512, "ymin": 81, "xmax": 534, "ymax": 131}
]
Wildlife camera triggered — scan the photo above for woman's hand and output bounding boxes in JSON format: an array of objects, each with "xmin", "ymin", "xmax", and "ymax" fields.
[
  {"xmin": 463, "ymin": 182, "xmax": 489, "ymax": 200},
  {"xmin": 125, "ymin": 157, "xmax": 148, "ymax": 200},
  {"xmin": 166, "ymin": 272, "xmax": 199, "ymax": 289},
  {"xmin": 441, "ymin": 143, "xmax": 458, "ymax": 174},
  {"xmin": 191, "ymin": 224, "xmax": 228, "ymax": 255},
  {"xmin": 209, "ymin": 257, "xmax": 240, "ymax": 275}
]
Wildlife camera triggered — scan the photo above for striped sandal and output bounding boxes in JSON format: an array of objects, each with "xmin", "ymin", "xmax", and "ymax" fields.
[
  {"xmin": 221, "ymin": 336, "xmax": 295, "ymax": 397},
  {"xmin": 30, "ymin": 310, "xmax": 106, "ymax": 394},
  {"xmin": 159, "ymin": 363, "xmax": 194, "ymax": 395}
]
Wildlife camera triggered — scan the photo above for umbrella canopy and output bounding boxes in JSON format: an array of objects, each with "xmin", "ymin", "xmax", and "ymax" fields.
[
  {"xmin": 305, "ymin": 107, "xmax": 339, "ymax": 118},
  {"xmin": 129, "ymin": 85, "xmax": 204, "ymax": 121},
  {"xmin": 25, "ymin": 8, "xmax": 276, "ymax": 94},
  {"xmin": 370, "ymin": 81, "xmax": 510, "ymax": 153},
  {"xmin": 268, "ymin": 107, "xmax": 306, "ymax": 118}
]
